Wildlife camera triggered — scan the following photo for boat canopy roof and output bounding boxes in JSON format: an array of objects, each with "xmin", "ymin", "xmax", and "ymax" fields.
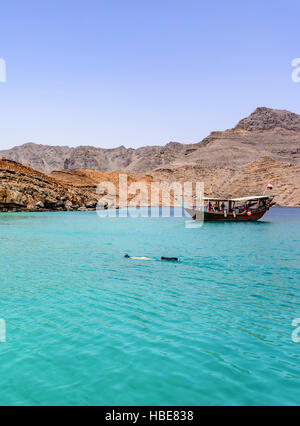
[
  {"xmin": 231, "ymin": 196, "xmax": 272, "ymax": 202},
  {"xmin": 203, "ymin": 198, "xmax": 231, "ymax": 202},
  {"xmin": 204, "ymin": 196, "xmax": 273, "ymax": 202}
]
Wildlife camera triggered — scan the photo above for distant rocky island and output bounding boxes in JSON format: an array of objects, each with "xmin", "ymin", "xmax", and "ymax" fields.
[{"xmin": 0, "ymin": 107, "xmax": 300, "ymax": 211}]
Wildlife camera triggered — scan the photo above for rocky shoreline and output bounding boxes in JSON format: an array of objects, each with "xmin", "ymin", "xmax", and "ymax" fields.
[
  {"xmin": 0, "ymin": 159, "xmax": 99, "ymax": 213},
  {"xmin": 0, "ymin": 157, "xmax": 299, "ymax": 213}
]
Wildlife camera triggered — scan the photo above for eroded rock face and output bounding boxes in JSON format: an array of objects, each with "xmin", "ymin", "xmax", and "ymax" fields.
[
  {"xmin": 1, "ymin": 156, "xmax": 299, "ymax": 210},
  {"xmin": 0, "ymin": 107, "xmax": 299, "ymax": 208},
  {"xmin": 235, "ymin": 107, "xmax": 300, "ymax": 132},
  {"xmin": 1, "ymin": 107, "xmax": 300, "ymax": 176},
  {"xmin": 149, "ymin": 157, "xmax": 300, "ymax": 207},
  {"xmin": 0, "ymin": 159, "xmax": 99, "ymax": 212},
  {"xmin": 0, "ymin": 187, "xmax": 27, "ymax": 210},
  {"xmin": 0, "ymin": 160, "xmax": 155, "ymax": 212}
]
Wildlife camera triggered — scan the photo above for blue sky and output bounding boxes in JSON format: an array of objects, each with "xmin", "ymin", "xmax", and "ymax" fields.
[{"xmin": 0, "ymin": 0, "xmax": 299, "ymax": 149}]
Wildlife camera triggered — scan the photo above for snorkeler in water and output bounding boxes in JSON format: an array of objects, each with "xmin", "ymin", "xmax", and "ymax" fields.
[{"xmin": 124, "ymin": 254, "xmax": 178, "ymax": 262}]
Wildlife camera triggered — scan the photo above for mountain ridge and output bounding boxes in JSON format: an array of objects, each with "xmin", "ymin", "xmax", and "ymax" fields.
[{"xmin": 0, "ymin": 106, "xmax": 300, "ymax": 176}]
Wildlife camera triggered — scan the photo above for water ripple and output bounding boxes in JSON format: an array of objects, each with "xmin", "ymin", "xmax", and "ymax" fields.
[{"xmin": 0, "ymin": 209, "xmax": 300, "ymax": 405}]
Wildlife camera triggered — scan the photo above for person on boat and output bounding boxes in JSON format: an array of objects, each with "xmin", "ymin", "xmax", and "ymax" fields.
[
  {"xmin": 124, "ymin": 254, "xmax": 178, "ymax": 262},
  {"xmin": 213, "ymin": 203, "xmax": 219, "ymax": 212}
]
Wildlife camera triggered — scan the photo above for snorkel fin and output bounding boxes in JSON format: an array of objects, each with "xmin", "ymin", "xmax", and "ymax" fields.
[{"xmin": 160, "ymin": 257, "xmax": 179, "ymax": 262}]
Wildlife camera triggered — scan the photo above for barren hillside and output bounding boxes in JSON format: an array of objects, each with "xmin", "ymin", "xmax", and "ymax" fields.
[
  {"xmin": 0, "ymin": 107, "xmax": 299, "ymax": 208},
  {"xmin": 0, "ymin": 159, "xmax": 98, "ymax": 212},
  {"xmin": 1, "ymin": 107, "xmax": 300, "ymax": 174}
]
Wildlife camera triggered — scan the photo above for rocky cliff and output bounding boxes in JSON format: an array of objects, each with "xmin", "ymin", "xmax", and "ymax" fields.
[
  {"xmin": 0, "ymin": 155, "xmax": 299, "ymax": 211},
  {"xmin": 0, "ymin": 107, "xmax": 299, "ymax": 208},
  {"xmin": 0, "ymin": 159, "xmax": 154, "ymax": 212},
  {"xmin": 0, "ymin": 107, "xmax": 300, "ymax": 174},
  {"xmin": 0, "ymin": 159, "xmax": 99, "ymax": 212},
  {"xmin": 149, "ymin": 157, "xmax": 300, "ymax": 207},
  {"xmin": 0, "ymin": 142, "xmax": 189, "ymax": 174},
  {"xmin": 235, "ymin": 107, "xmax": 300, "ymax": 132}
]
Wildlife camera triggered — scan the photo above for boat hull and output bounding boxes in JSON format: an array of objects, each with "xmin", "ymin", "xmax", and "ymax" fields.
[{"xmin": 185, "ymin": 208, "xmax": 269, "ymax": 222}]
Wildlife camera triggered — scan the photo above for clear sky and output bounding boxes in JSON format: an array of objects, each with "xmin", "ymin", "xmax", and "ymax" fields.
[{"xmin": 0, "ymin": 0, "xmax": 299, "ymax": 149}]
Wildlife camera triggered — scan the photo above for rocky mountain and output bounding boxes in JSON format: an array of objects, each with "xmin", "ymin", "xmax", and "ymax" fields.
[
  {"xmin": 0, "ymin": 107, "xmax": 300, "ymax": 175},
  {"xmin": 235, "ymin": 107, "xmax": 300, "ymax": 132},
  {"xmin": 0, "ymin": 107, "xmax": 300, "ymax": 208},
  {"xmin": 149, "ymin": 157, "xmax": 300, "ymax": 207},
  {"xmin": 172, "ymin": 107, "xmax": 300, "ymax": 170},
  {"xmin": 0, "ymin": 141, "xmax": 189, "ymax": 174},
  {"xmin": 0, "ymin": 159, "xmax": 154, "ymax": 212}
]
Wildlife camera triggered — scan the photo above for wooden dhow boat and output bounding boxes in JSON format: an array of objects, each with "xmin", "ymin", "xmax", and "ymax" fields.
[{"xmin": 185, "ymin": 195, "xmax": 275, "ymax": 222}]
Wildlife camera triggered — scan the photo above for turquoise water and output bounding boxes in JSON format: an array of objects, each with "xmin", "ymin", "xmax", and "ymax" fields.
[{"xmin": 0, "ymin": 208, "xmax": 300, "ymax": 406}]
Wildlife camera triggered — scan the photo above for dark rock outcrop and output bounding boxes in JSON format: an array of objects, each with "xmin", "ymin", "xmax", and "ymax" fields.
[
  {"xmin": 235, "ymin": 107, "xmax": 300, "ymax": 132},
  {"xmin": 0, "ymin": 159, "xmax": 99, "ymax": 212}
]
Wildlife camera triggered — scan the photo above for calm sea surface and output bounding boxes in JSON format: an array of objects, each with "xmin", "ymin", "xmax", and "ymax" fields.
[{"xmin": 0, "ymin": 208, "xmax": 299, "ymax": 406}]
